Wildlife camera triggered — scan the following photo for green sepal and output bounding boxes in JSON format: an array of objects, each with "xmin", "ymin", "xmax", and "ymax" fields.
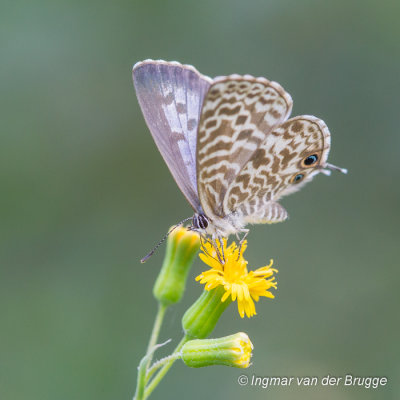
[
  {"xmin": 153, "ymin": 228, "xmax": 200, "ymax": 305},
  {"xmin": 182, "ymin": 286, "xmax": 232, "ymax": 339}
]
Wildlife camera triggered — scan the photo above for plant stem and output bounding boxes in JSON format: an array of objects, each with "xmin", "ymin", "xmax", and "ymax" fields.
[
  {"xmin": 133, "ymin": 353, "xmax": 150, "ymax": 400},
  {"xmin": 146, "ymin": 303, "xmax": 167, "ymax": 365},
  {"xmin": 144, "ymin": 336, "xmax": 189, "ymax": 399},
  {"xmin": 134, "ymin": 303, "xmax": 167, "ymax": 400},
  {"xmin": 146, "ymin": 352, "xmax": 182, "ymax": 381}
]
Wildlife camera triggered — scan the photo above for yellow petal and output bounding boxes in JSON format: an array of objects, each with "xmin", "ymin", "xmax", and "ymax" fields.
[{"xmin": 197, "ymin": 239, "xmax": 277, "ymax": 318}]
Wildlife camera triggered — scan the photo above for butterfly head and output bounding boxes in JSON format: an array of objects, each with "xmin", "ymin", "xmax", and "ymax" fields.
[{"xmin": 191, "ymin": 213, "xmax": 209, "ymax": 233}]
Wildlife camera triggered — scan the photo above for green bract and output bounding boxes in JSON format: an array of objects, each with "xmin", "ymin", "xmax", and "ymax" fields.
[
  {"xmin": 153, "ymin": 227, "xmax": 200, "ymax": 306},
  {"xmin": 182, "ymin": 286, "xmax": 232, "ymax": 339}
]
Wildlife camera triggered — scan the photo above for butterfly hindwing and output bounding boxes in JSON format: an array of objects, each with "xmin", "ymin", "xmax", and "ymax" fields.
[
  {"xmin": 133, "ymin": 60, "xmax": 212, "ymax": 211},
  {"xmin": 196, "ymin": 75, "xmax": 293, "ymax": 219},
  {"xmin": 223, "ymin": 116, "xmax": 331, "ymax": 222},
  {"xmin": 238, "ymin": 200, "xmax": 288, "ymax": 224}
]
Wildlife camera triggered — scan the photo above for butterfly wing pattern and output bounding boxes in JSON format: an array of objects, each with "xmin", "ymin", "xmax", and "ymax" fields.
[
  {"xmin": 196, "ymin": 76, "xmax": 292, "ymax": 221},
  {"xmin": 222, "ymin": 116, "xmax": 331, "ymax": 227},
  {"xmin": 133, "ymin": 60, "xmax": 212, "ymax": 211},
  {"xmin": 133, "ymin": 60, "xmax": 345, "ymax": 243}
]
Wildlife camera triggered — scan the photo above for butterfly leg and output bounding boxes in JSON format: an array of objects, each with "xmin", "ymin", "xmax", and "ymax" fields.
[
  {"xmin": 236, "ymin": 229, "xmax": 249, "ymax": 260},
  {"xmin": 210, "ymin": 235, "xmax": 225, "ymax": 264},
  {"xmin": 200, "ymin": 235, "xmax": 221, "ymax": 264},
  {"xmin": 217, "ymin": 235, "xmax": 226, "ymax": 264}
]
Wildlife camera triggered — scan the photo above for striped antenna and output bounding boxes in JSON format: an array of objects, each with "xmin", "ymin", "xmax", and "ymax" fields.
[{"xmin": 140, "ymin": 216, "xmax": 193, "ymax": 263}]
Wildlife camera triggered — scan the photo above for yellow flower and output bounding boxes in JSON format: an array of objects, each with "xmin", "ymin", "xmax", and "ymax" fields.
[{"xmin": 196, "ymin": 239, "xmax": 277, "ymax": 318}]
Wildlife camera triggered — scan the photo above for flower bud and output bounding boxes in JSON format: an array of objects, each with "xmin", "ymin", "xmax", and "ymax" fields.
[
  {"xmin": 182, "ymin": 286, "xmax": 232, "ymax": 339},
  {"xmin": 181, "ymin": 332, "xmax": 253, "ymax": 368},
  {"xmin": 153, "ymin": 227, "xmax": 200, "ymax": 306}
]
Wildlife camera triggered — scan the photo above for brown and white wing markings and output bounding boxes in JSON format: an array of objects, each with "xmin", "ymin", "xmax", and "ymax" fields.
[
  {"xmin": 197, "ymin": 75, "xmax": 293, "ymax": 219},
  {"xmin": 224, "ymin": 115, "xmax": 331, "ymax": 223},
  {"xmin": 238, "ymin": 200, "xmax": 288, "ymax": 225},
  {"xmin": 133, "ymin": 60, "xmax": 212, "ymax": 211}
]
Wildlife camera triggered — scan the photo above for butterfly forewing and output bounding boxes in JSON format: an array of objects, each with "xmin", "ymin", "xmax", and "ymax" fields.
[
  {"xmin": 133, "ymin": 60, "xmax": 212, "ymax": 211},
  {"xmin": 196, "ymin": 75, "xmax": 293, "ymax": 219},
  {"xmin": 223, "ymin": 116, "xmax": 331, "ymax": 221}
]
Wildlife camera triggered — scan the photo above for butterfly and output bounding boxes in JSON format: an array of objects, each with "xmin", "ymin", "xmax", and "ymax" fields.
[{"xmin": 132, "ymin": 60, "xmax": 347, "ymax": 262}]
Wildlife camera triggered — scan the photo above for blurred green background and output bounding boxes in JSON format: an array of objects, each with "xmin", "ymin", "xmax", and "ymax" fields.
[{"xmin": 1, "ymin": 0, "xmax": 399, "ymax": 399}]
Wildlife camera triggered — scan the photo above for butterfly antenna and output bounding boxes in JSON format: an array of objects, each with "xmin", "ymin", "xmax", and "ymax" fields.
[{"xmin": 140, "ymin": 217, "xmax": 193, "ymax": 263}]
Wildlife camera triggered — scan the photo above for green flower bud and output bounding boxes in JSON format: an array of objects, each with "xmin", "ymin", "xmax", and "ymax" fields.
[
  {"xmin": 182, "ymin": 286, "xmax": 232, "ymax": 339},
  {"xmin": 153, "ymin": 227, "xmax": 200, "ymax": 306},
  {"xmin": 181, "ymin": 332, "xmax": 253, "ymax": 368}
]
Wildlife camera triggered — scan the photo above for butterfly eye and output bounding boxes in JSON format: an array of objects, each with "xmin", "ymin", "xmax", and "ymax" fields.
[
  {"xmin": 290, "ymin": 173, "xmax": 305, "ymax": 184},
  {"xmin": 193, "ymin": 214, "xmax": 209, "ymax": 230},
  {"xmin": 302, "ymin": 154, "xmax": 318, "ymax": 167}
]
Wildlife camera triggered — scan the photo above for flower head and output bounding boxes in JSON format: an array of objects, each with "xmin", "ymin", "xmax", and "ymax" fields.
[
  {"xmin": 196, "ymin": 239, "xmax": 277, "ymax": 318},
  {"xmin": 153, "ymin": 226, "xmax": 200, "ymax": 305},
  {"xmin": 181, "ymin": 332, "xmax": 253, "ymax": 368}
]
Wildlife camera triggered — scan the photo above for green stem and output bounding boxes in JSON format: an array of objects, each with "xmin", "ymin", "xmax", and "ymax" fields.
[
  {"xmin": 146, "ymin": 303, "xmax": 167, "ymax": 364},
  {"xmin": 144, "ymin": 336, "xmax": 189, "ymax": 400},
  {"xmin": 146, "ymin": 352, "xmax": 182, "ymax": 381},
  {"xmin": 134, "ymin": 353, "xmax": 150, "ymax": 400},
  {"xmin": 134, "ymin": 303, "xmax": 167, "ymax": 400}
]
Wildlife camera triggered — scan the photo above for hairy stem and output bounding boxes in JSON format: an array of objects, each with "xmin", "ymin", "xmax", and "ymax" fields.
[{"xmin": 144, "ymin": 336, "xmax": 189, "ymax": 399}]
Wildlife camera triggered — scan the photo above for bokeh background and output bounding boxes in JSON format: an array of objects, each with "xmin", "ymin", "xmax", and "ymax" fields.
[{"xmin": 1, "ymin": 0, "xmax": 399, "ymax": 399}]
